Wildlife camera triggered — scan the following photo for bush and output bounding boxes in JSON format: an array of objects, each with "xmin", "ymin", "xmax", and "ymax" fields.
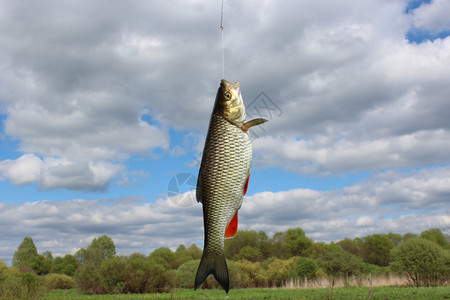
[
  {"xmin": 51, "ymin": 254, "xmax": 79, "ymax": 276},
  {"xmin": 0, "ymin": 267, "xmax": 47, "ymax": 299},
  {"xmin": 176, "ymin": 259, "xmax": 199, "ymax": 289},
  {"xmin": 99, "ymin": 257, "xmax": 129, "ymax": 294},
  {"xmin": 290, "ymin": 257, "xmax": 318, "ymax": 279},
  {"xmin": 264, "ymin": 257, "xmax": 296, "ymax": 287},
  {"xmin": 391, "ymin": 238, "xmax": 450, "ymax": 287},
  {"xmin": 74, "ymin": 263, "xmax": 103, "ymax": 294},
  {"xmin": 46, "ymin": 273, "xmax": 76, "ymax": 290},
  {"xmin": 235, "ymin": 260, "xmax": 264, "ymax": 288}
]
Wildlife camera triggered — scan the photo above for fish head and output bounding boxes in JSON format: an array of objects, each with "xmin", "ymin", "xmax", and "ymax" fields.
[{"xmin": 218, "ymin": 79, "xmax": 246, "ymax": 125}]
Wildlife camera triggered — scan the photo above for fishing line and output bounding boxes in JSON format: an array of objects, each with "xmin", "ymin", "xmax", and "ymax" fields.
[{"xmin": 220, "ymin": 0, "xmax": 225, "ymax": 79}]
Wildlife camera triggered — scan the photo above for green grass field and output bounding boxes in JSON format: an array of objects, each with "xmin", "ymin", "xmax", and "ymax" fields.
[{"xmin": 41, "ymin": 286, "xmax": 450, "ymax": 300}]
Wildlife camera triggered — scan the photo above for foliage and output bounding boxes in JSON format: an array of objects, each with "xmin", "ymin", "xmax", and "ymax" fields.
[
  {"xmin": 386, "ymin": 232, "xmax": 402, "ymax": 246},
  {"xmin": 51, "ymin": 254, "xmax": 80, "ymax": 276},
  {"xmin": 0, "ymin": 258, "xmax": 7, "ymax": 281},
  {"xmin": 0, "ymin": 267, "xmax": 47, "ymax": 299},
  {"xmin": 29, "ymin": 254, "xmax": 53, "ymax": 275},
  {"xmin": 317, "ymin": 244, "xmax": 363, "ymax": 279},
  {"xmin": 235, "ymin": 260, "xmax": 266, "ymax": 288},
  {"xmin": 148, "ymin": 247, "xmax": 176, "ymax": 269},
  {"xmin": 234, "ymin": 245, "xmax": 262, "ymax": 261},
  {"xmin": 4, "ymin": 227, "xmax": 448, "ymax": 297},
  {"xmin": 282, "ymin": 228, "xmax": 313, "ymax": 258},
  {"xmin": 362, "ymin": 234, "xmax": 394, "ymax": 266},
  {"xmin": 99, "ymin": 257, "xmax": 129, "ymax": 294},
  {"xmin": 12, "ymin": 236, "xmax": 38, "ymax": 267},
  {"xmin": 74, "ymin": 263, "xmax": 103, "ymax": 294},
  {"xmin": 46, "ymin": 273, "xmax": 76, "ymax": 290},
  {"xmin": 291, "ymin": 256, "xmax": 318, "ymax": 279},
  {"xmin": 336, "ymin": 238, "xmax": 362, "ymax": 257},
  {"xmin": 403, "ymin": 232, "xmax": 419, "ymax": 241},
  {"xmin": 176, "ymin": 259, "xmax": 199, "ymax": 288},
  {"xmin": 80, "ymin": 235, "xmax": 116, "ymax": 266},
  {"xmin": 420, "ymin": 228, "xmax": 449, "ymax": 249},
  {"xmin": 264, "ymin": 257, "xmax": 296, "ymax": 287},
  {"xmin": 225, "ymin": 230, "xmax": 259, "ymax": 259},
  {"xmin": 391, "ymin": 238, "xmax": 450, "ymax": 287}
]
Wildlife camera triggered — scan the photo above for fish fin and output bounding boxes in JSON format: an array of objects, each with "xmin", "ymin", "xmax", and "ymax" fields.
[
  {"xmin": 243, "ymin": 174, "xmax": 250, "ymax": 196},
  {"xmin": 241, "ymin": 118, "xmax": 268, "ymax": 131},
  {"xmin": 194, "ymin": 252, "xmax": 229, "ymax": 293},
  {"xmin": 225, "ymin": 212, "xmax": 238, "ymax": 238}
]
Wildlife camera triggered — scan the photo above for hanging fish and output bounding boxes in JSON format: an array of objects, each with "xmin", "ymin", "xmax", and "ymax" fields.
[{"xmin": 194, "ymin": 80, "xmax": 267, "ymax": 293}]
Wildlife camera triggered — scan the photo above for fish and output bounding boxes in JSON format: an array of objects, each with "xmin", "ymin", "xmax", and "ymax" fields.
[{"xmin": 194, "ymin": 79, "xmax": 267, "ymax": 293}]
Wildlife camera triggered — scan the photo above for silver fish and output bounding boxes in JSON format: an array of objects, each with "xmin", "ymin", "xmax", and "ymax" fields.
[{"xmin": 194, "ymin": 80, "xmax": 267, "ymax": 293}]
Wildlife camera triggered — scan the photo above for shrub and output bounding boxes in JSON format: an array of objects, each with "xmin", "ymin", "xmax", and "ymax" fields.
[
  {"xmin": 99, "ymin": 257, "xmax": 129, "ymax": 294},
  {"xmin": 235, "ymin": 259, "xmax": 262, "ymax": 288},
  {"xmin": 234, "ymin": 246, "xmax": 262, "ymax": 262},
  {"xmin": 176, "ymin": 259, "xmax": 199, "ymax": 289},
  {"xmin": 51, "ymin": 254, "xmax": 79, "ymax": 276},
  {"xmin": 74, "ymin": 263, "xmax": 103, "ymax": 294},
  {"xmin": 391, "ymin": 238, "xmax": 450, "ymax": 287},
  {"xmin": 264, "ymin": 257, "xmax": 296, "ymax": 287},
  {"xmin": 290, "ymin": 256, "xmax": 318, "ymax": 279},
  {"xmin": 0, "ymin": 267, "xmax": 47, "ymax": 299},
  {"xmin": 46, "ymin": 273, "xmax": 76, "ymax": 290}
]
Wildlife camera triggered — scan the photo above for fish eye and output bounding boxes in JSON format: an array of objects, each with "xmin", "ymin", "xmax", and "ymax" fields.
[{"xmin": 224, "ymin": 91, "xmax": 232, "ymax": 100}]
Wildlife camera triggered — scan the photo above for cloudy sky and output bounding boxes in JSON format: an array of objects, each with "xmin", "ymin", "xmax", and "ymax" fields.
[{"xmin": 0, "ymin": 0, "xmax": 449, "ymax": 264}]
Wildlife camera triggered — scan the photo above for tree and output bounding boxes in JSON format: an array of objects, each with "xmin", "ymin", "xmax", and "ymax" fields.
[
  {"xmin": 270, "ymin": 232, "xmax": 285, "ymax": 258},
  {"xmin": 281, "ymin": 228, "xmax": 313, "ymax": 258},
  {"xmin": 264, "ymin": 257, "xmax": 296, "ymax": 287},
  {"xmin": 80, "ymin": 235, "xmax": 116, "ymax": 266},
  {"xmin": 317, "ymin": 244, "xmax": 363, "ymax": 279},
  {"xmin": 148, "ymin": 247, "xmax": 176, "ymax": 269},
  {"xmin": 386, "ymin": 232, "xmax": 402, "ymax": 246},
  {"xmin": 337, "ymin": 238, "xmax": 359, "ymax": 256},
  {"xmin": 391, "ymin": 238, "xmax": 450, "ymax": 287},
  {"xmin": 29, "ymin": 254, "xmax": 52, "ymax": 275},
  {"xmin": 290, "ymin": 257, "xmax": 318, "ymax": 279},
  {"xmin": 257, "ymin": 230, "xmax": 272, "ymax": 259},
  {"xmin": 235, "ymin": 246, "xmax": 262, "ymax": 262},
  {"xmin": 0, "ymin": 258, "xmax": 7, "ymax": 281},
  {"xmin": 12, "ymin": 237, "xmax": 38, "ymax": 267},
  {"xmin": 225, "ymin": 230, "xmax": 259, "ymax": 259},
  {"xmin": 51, "ymin": 254, "xmax": 80, "ymax": 276},
  {"xmin": 362, "ymin": 234, "xmax": 393, "ymax": 266},
  {"xmin": 403, "ymin": 233, "xmax": 418, "ymax": 241},
  {"xmin": 420, "ymin": 228, "xmax": 449, "ymax": 249}
]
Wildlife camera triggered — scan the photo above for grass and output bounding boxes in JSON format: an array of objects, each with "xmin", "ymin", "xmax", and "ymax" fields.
[{"xmin": 41, "ymin": 286, "xmax": 450, "ymax": 300}]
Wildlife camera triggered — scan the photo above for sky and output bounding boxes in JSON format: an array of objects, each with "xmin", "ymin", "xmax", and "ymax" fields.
[{"xmin": 0, "ymin": 0, "xmax": 449, "ymax": 265}]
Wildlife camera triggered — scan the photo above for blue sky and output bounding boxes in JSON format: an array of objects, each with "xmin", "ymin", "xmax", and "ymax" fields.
[{"xmin": 0, "ymin": 0, "xmax": 449, "ymax": 264}]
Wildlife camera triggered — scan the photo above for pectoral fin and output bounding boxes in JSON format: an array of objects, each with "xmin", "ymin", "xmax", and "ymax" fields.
[
  {"xmin": 225, "ymin": 212, "xmax": 238, "ymax": 238},
  {"xmin": 241, "ymin": 118, "xmax": 268, "ymax": 131}
]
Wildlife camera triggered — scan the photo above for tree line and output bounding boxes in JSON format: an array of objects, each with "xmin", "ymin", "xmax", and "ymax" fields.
[{"xmin": 0, "ymin": 227, "xmax": 449, "ymax": 297}]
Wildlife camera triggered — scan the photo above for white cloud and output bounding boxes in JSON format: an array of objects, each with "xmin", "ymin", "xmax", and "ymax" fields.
[
  {"xmin": 0, "ymin": 154, "xmax": 123, "ymax": 191},
  {"xmin": 1, "ymin": 166, "xmax": 449, "ymax": 264},
  {"xmin": 0, "ymin": 154, "xmax": 43, "ymax": 185},
  {"xmin": 0, "ymin": 0, "xmax": 449, "ymax": 265},
  {"xmin": 411, "ymin": 0, "xmax": 450, "ymax": 33}
]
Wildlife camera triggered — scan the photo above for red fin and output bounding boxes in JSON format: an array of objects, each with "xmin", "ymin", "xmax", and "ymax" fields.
[
  {"xmin": 243, "ymin": 174, "xmax": 250, "ymax": 196},
  {"xmin": 225, "ymin": 212, "xmax": 238, "ymax": 238}
]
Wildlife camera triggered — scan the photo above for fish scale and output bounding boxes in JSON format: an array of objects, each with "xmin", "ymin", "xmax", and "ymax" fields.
[
  {"xmin": 194, "ymin": 80, "xmax": 266, "ymax": 294},
  {"xmin": 200, "ymin": 113, "xmax": 252, "ymax": 257}
]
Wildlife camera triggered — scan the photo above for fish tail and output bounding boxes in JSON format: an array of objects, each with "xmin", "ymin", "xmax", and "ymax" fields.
[{"xmin": 194, "ymin": 252, "xmax": 229, "ymax": 293}]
